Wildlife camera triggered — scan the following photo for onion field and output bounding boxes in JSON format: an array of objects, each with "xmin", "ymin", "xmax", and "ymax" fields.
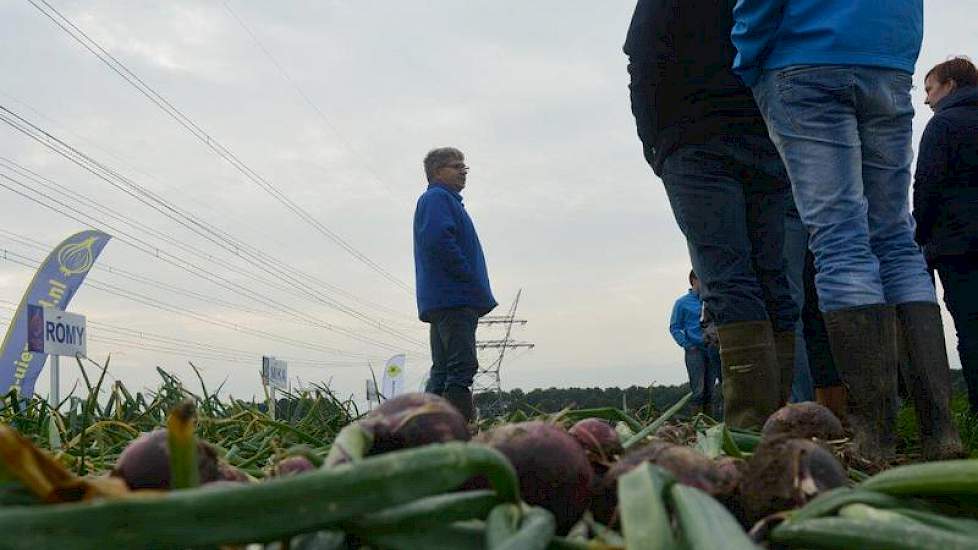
[{"xmin": 1, "ymin": 356, "xmax": 977, "ymax": 549}]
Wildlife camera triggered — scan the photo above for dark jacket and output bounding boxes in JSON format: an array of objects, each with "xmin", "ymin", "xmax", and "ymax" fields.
[
  {"xmin": 624, "ymin": 0, "xmax": 769, "ymax": 175},
  {"xmin": 913, "ymin": 86, "xmax": 978, "ymax": 262},
  {"xmin": 413, "ymin": 183, "xmax": 497, "ymax": 322}
]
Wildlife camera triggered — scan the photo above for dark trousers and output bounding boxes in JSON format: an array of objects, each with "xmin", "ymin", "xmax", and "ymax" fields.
[
  {"xmin": 802, "ymin": 249, "xmax": 842, "ymax": 388},
  {"xmin": 424, "ymin": 307, "xmax": 479, "ymax": 395},
  {"xmin": 661, "ymin": 134, "xmax": 797, "ymax": 333},
  {"xmin": 685, "ymin": 345, "xmax": 722, "ymax": 412},
  {"xmin": 934, "ymin": 255, "xmax": 978, "ymax": 414},
  {"xmin": 784, "ymin": 200, "xmax": 815, "ymax": 401}
]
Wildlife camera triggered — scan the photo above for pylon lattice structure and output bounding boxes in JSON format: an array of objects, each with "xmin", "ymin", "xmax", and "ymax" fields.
[{"xmin": 473, "ymin": 289, "xmax": 534, "ymax": 416}]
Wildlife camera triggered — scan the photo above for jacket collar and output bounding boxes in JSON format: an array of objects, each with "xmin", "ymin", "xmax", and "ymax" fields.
[
  {"xmin": 937, "ymin": 85, "xmax": 978, "ymax": 112},
  {"xmin": 429, "ymin": 182, "xmax": 464, "ymax": 202}
]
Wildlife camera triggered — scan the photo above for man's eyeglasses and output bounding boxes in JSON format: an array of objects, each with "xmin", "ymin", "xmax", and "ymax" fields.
[{"xmin": 443, "ymin": 162, "xmax": 469, "ymax": 171}]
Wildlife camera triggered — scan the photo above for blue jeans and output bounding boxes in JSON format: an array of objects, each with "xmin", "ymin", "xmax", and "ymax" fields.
[
  {"xmin": 685, "ymin": 346, "xmax": 722, "ymax": 410},
  {"xmin": 784, "ymin": 199, "xmax": 815, "ymax": 402},
  {"xmin": 661, "ymin": 134, "xmax": 797, "ymax": 332},
  {"xmin": 752, "ymin": 66, "xmax": 937, "ymax": 312},
  {"xmin": 424, "ymin": 307, "xmax": 479, "ymax": 394}
]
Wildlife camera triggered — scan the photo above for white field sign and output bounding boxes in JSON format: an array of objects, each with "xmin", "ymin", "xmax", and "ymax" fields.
[
  {"xmin": 27, "ymin": 305, "xmax": 86, "ymax": 356},
  {"xmin": 262, "ymin": 356, "xmax": 288, "ymax": 391}
]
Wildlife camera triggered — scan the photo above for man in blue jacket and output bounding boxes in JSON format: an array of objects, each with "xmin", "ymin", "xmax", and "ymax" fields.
[
  {"xmin": 625, "ymin": 0, "xmax": 797, "ymax": 430},
  {"xmin": 732, "ymin": 0, "xmax": 963, "ymax": 460},
  {"xmin": 670, "ymin": 272, "xmax": 721, "ymax": 416},
  {"xmin": 414, "ymin": 147, "xmax": 497, "ymax": 421},
  {"xmin": 915, "ymin": 57, "xmax": 978, "ymax": 418}
]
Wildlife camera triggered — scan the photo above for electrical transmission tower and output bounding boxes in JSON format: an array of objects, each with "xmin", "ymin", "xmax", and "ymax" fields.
[{"xmin": 473, "ymin": 289, "xmax": 534, "ymax": 416}]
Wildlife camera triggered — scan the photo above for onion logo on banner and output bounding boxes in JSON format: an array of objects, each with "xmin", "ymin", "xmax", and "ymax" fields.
[{"xmin": 57, "ymin": 236, "xmax": 98, "ymax": 277}]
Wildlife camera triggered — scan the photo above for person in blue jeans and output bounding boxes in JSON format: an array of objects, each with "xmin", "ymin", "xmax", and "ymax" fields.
[
  {"xmin": 414, "ymin": 147, "xmax": 497, "ymax": 421},
  {"xmin": 670, "ymin": 272, "xmax": 722, "ymax": 416},
  {"xmin": 732, "ymin": 0, "xmax": 963, "ymax": 460},
  {"xmin": 625, "ymin": 0, "xmax": 797, "ymax": 429},
  {"xmin": 914, "ymin": 57, "xmax": 978, "ymax": 417}
]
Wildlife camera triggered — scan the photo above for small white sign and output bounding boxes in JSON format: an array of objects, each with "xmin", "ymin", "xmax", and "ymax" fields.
[
  {"xmin": 262, "ymin": 356, "xmax": 288, "ymax": 390},
  {"xmin": 27, "ymin": 305, "xmax": 86, "ymax": 356}
]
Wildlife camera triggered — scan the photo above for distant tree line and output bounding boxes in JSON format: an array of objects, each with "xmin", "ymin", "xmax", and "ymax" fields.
[
  {"xmin": 474, "ymin": 383, "xmax": 692, "ymax": 418},
  {"xmin": 475, "ymin": 369, "xmax": 969, "ymax": 418}
]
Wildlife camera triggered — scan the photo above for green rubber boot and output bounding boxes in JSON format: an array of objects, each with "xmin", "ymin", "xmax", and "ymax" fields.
[{"xmin": 717, "ymin": 320, "xmax": 781, "ymax": 430}]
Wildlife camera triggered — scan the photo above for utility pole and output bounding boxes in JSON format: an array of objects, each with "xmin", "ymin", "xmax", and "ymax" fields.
[{"xmin": 473, "ymin": 289, "xmax": 534, "ymax": 416}]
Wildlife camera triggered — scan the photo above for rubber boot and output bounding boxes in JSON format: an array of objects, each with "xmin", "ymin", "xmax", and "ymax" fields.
[
  {"xmin": 774, "ymin": 331, "xmax": 796, "ymax": 406},
  {"xmin": 443, "ymin": 384, "xmax": 475, "ymax": 423},
  {"xmin": 815, "ymin": 386, "xmax": 848, "ymax": 424},
  {"xmin": 896, "ymin": 302, "xmax": 965, "ymax": 460},
  {"xmin": 717, "ymin": 320, "xmax": 781, "ymax": 430},
  {"xmin": 824, "ymin": 304, "xmax": 899, "ymax": 463}
]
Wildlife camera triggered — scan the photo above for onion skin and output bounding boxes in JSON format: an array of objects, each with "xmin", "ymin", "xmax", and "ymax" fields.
[
  {"xmin": 591, "ymin": 441, "xmax": 743, "ymax": 526},
  {"xmin": 271, "ymin": 456, "xmax": 316, "ymax": 478},
  {"xmin": 215, "ymin": 462, "xmax": 250, "ymax": 483},
  {"xmin": 361, "ymin": 393, "xmax": 470, "ymax": 456},
  {"xmin": 110, "ymin": 429, "xmax": 220, "ymax": 490},
  {"xmin": 569, "ymin": 418, "xmax": 623, "ymax": 464},
  {"xmin": 477, "ymin": 421, "xmax": 593, "ymax": 535}
]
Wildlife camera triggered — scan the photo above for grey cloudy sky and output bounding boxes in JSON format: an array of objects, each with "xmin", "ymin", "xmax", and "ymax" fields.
[{"xmin": 0, "ymin": 1, "xmax": 974, "ymax": 402}]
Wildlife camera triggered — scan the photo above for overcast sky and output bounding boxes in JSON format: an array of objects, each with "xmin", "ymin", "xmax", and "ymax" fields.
[{"xmin": 0, "ymin": 1, "xmax": 974, "ymax": 403}]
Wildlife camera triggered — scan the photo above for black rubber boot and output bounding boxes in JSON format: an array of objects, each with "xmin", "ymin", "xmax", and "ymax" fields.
[
  {"xmin": 443, "ymin": 384, "xmax": 475, "ymax": 423},
  {"xmin": 824, "ymin": 304, "xmax": 899, "ymax": 463},
  {"xmin": 774, "ymin": 331, "xmax": 796, "ymax": 406},
  {"xmin": 717, "ymin": 320, "xmax": 781, "ymax": 430},
  {"xmin": 896, "ymin": 302, "xmax": 965, "ymax": 460}
]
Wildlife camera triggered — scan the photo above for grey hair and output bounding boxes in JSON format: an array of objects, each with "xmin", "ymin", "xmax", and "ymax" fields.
[{"xmin": 423, "ymin": 147, "xmax": 464, "ymax": 182}]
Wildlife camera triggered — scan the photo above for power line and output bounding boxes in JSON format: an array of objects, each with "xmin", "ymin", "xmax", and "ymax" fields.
[
  {"xmin": 3, "ymin": 228, "xmax": 418, "ymax": 340},
  {"xmin": 0, "ymin": 303, "xmax": 375, "ymax": 368},
  {"xmin": 26, "ymin": 0, "xmax": 413, "ymax": 294},
  {"xmin": 0, "ymin": 250, "xmax": 371, "ymax": 357},
  {"xmin": 0, "ymin": 85, "xmax": 419, "ymax": 333},
  {"xmin": 0, "ymin": 109, "xmax": 422, "ymax": 343},
  {"xmin": 221, "ymin": 0, "xmax": 399, "ymax": 198},
  {"xmin": 0, "ymin": 156, "xmax": 417, "ymax": 335},
  {"xmin": 0, "ymin": 316, "xmax": 369, "ymax": 370},
  {"xmin": 0, "ymin": 169, "xmax": 421, "ymax": 352},
  {"xmin": 0, "ymin": 236, "xmax": 283, "ymax": 320}
]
